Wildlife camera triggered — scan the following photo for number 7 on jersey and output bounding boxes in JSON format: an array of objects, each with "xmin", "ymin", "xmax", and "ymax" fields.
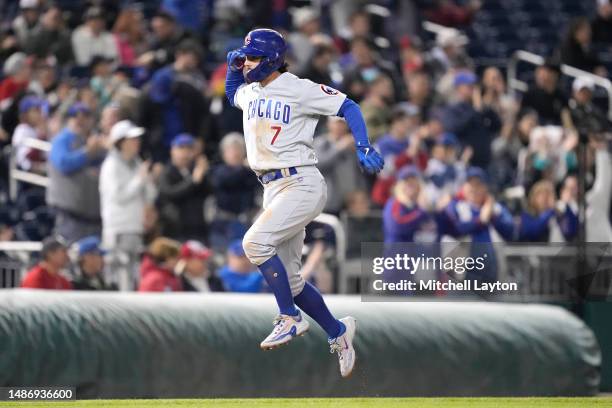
[{"xmin": 270, "ymin": 125, "xmax": 282, "ymax": 145}]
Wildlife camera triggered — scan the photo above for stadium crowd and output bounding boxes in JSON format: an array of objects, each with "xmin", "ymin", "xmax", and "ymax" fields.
[{"xmin": 0, "ymin": 0, "xmax": 610, "ymax": 293}]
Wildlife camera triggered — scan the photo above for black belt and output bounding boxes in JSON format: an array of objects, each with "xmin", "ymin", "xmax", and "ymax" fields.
[{"xmin": 258, "ymin": 167, "xmax": 298, "ymax": 184}]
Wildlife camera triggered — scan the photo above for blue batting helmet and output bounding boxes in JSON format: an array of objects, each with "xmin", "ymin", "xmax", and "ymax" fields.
[{"xmin": 239, "ymin": 28, "xmax": 287, "ymax": 83}]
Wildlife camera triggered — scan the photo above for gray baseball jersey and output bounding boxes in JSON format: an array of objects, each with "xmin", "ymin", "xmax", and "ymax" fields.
[
  {"xmin": 233, "ymin": 72, "xmax": 346, "ymax": 172},
  {"xmin": 236, "ymin": 73, "xmax": 345, "ymax": 295}
]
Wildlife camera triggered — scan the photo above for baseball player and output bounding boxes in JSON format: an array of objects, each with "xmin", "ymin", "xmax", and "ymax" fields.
[{"xmin": 225, "ymin": 29, "xmax": 384, "ymax": 378}]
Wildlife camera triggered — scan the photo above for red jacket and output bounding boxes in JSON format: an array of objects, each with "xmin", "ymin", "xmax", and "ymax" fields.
[
  {"xmin": 138, "ymin": 256, "xmax": 182, "ymax": 292},
  {"xmin": 20, "ymin": 265, "xmax": 73, "ymax": 290}
]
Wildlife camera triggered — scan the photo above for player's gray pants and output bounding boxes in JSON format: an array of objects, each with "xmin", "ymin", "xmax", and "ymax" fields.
[{"xmin": 243, "ymin": 165, "xmax": 327, "ymax": 296}]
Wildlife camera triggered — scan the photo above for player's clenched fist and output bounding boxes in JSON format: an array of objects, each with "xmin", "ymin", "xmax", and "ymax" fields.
[
  {"xmin": 227, "ymin": 50, "xmax": 246, "ymax": 72},
  {"xmin": 356, "ymin": 145, "xmax": 385, "ymax": 174}
]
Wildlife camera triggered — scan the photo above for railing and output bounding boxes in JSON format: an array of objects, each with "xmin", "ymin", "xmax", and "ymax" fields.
[
  {"xmin": 507, "ymin": 49, "xmax": 612, "ymax": 120},
  {"xmin": 0, "ymin": 241, "xmax": 42, "ymax": 288},
  {"xmin": 8, "ymin": 138, "xmax": 51, "ymax": 201}
]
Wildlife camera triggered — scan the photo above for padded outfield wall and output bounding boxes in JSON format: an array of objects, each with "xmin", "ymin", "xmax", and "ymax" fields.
[{"xmin": 0, "ymin": 290, "xmax": 601, "ymax": 398}]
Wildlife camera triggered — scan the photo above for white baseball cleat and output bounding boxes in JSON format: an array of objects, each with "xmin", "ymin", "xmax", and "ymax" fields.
[
  {"xmin": 260, "ymin": 311, "xmax": 309, "ymax": 350},
  {"xmin": 329, "ymin": 316, "xmax": 357, "ymax": 378}
]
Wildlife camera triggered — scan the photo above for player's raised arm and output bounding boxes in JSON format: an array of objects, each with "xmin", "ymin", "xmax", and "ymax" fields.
[
  {"xmin": 337, "ymin": 97, "xmax": 385, "ymax": 175},
  {"xmin": 225, "ymin": 50, "xmax": 246, "ymax": 108}
]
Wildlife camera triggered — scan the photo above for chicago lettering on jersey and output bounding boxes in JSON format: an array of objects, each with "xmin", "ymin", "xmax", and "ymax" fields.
[{"xmin": 247, "ymin": 98, "xmax": 291, "ymax": 124}]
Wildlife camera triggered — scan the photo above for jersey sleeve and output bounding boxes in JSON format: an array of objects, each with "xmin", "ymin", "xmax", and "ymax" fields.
[
  {"xmin": 298, "ymin": 79, "xmax": 346, "ymax": 116},
  {"xmin": 234, "ymin": 84, "xmax": 249, "ymax": 110}
]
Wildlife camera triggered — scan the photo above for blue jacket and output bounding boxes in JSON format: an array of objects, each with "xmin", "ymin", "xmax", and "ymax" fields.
[
  {"xmin": 518, "ymin": 206, "xmax": 578, "ymax": 242},
  {"xmin": 376, "ymin": 134, "xmax": 409, "ymax": 158},
  {"xmin": 149, "ymin": 66, "xmax": 184, "ymax": 147},
  {"xmin": 441, "ymin": 102, "xmax": 500, "ymax": 169},
  {"xmin": 442, "ymin": 199, "xmax": 514, "ymax": 242},
  {"xmin": 209, "ymin": 164, "xmax": 259, "ymax": 215},
  {"xmin": 383, "ymin": 198, "xmax": 436, "ymax": 243},
  {"xmin": 49, "ymin": 127, "xmax": 91, "ymax": 175},
  {"xmin": 218, "ymin": 266, "xmax": 264, "ymax": 293}
]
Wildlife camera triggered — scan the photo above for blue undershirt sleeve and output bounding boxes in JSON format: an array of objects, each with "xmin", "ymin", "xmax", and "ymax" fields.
[{"xmin": 337, "ymin": 97, "xmax": 369, "ymax": 147}]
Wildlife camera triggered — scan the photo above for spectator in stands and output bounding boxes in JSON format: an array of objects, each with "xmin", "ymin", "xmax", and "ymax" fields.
[
  {"xmin": 442, "ymin": 71, "xmax": 500, "ymax": 169},
  {"xmin": 146, "ymin": 39, "xmax": 207, "ymax": 162},
  {"xmin": 20, "ymin": 236, "xmax": 72, "ymax": 289},
  {"xmin": 383, "ymin": 166, "xmax": 436, "ymax": 243},
  {"xmin": 425, "ymin": 132, "xmax": 468, "ymax": 204},
  {"xmin": 441, "ymin": 167, "xmax": 514, "ymax": 243},
  {"xmin": 100, "ymin": 120, "xmax": 156, "ymax": 291},
  {"xmin": 71, "ymin": 236, "xmax": 117, "ymax": 290},
  {"xmin": 359, "ymin": 74, "xmax": 394, "ymax": 142},
  {"xmin": 299, "ymin": 43, "xmax": 336, "ymax": 87},
  {"xmin": 585, "ymin": 138, "xmax": 612, "ymax": 242},
  {"xmin": 314, "ymin": 117, "xmax": 364, "ymax": 215},
  {"xmin": 218, "ymin": 240, "xmax": 264, "ymax": 293},
  {"xmin": 426, "ymin": 28, "xmax": 470, "ymax": 82},
  {"xmin": 138, "ymin": 237, "xmax": 182, "ymax": 292},
  {"xmin": 336, "ymin": 9, "xmax": 374, "ymax": 53},
  {"xmin": 518, "ymin": 126, "xmax": 577, "ymax": 189},
  {"xmin": 71, "ymin": 7, "xmax": 119, "ymax": 67},
  {"xmin": 89, "ymin": 56, "xmax": 116, "ymax": 109},
  {"xmin": 592, "ymin": 0, "xmax": 612, "ymax": 44},
  {"xmin": 440, "ymin": 167, "xmax": 513, "ymax": 281},
  {"xmin": 48, "ymin": 103, "xmax": 106, "ymax": 243},
  {"xmin": 517, "ymin": 180, "xmax": 577, "ymax": 242},
  {"xmin": 177, "ymin": 240, "xmax": 224, "ymax": 292},
  {"xmin": 288, "ymin": 7, "xmax": 321, "ymax": 72},
  {"xmin": 424, "ymin": 0, "xmax": 481, "ymax": 28},
  {"xmin": 520, "ymin": 61, "xmax": 567, "ymax": 126},
  {"xmin": 405, "ymin": 71, "xmax": 433, "ymax": 120},
  {"xmin": 12, "ymin": 0, "xmax": 41, "ymax": 47},
  {"xmin": 12, "ymin": 96, "xmax": 47, "ymax": 174},
  {"xmin": 300, "ymin": 222, "xmax": 335, "ymax": 294},
  {"xmin": 480, "ymin": 66, "xmax": 517, "ymax": 138},
  {"xmin": 25, "ymin": 5, "xmax": 73, "ymax": 65},
  {"xmin": 138, "ymin": 11, "xmax": 191, "ymax": 72},
  {"xmin": 0, "ymin": 52, "xmax": 32, "ymax": 104},
  {"xmin": 558, "ymin": 17, "xmax": 606, "ymax": 76},
  {"xmin": 567, "ymin": 77, "xmax": 610, "ymax": 134},
  {"xmin": 342, "ymin": 37, "xmax": 399, "ymax": 102},
  {"xmin": 208, "ymin": 133, "xmax": 259, "ymax": 245},
  {"xmin": 491, "ymin": 109, "xmax": 539, "ymax": 191},
  {"xmin": 372, "ymin": 106, "xmax": 429, "ymax": 207},
  {"xmin": 112, "ymin": 6, "xmax": 147, "ymax": 67},
  {"xmin": 158, "ymin": 134, "xmax": 210, "ymax": 241}
]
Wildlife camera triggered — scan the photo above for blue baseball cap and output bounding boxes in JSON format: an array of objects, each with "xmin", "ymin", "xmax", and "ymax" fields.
[
  {"xmin": 77, "ymin": 236, "xmax": 106, "ymax": 257},
  {"xmin": 67, "ymin": 102, "xmax": 92, "ymax": 117},
  {"xmin": 397, "ymin": 165, "xmax": 421, "ymax": 180},
  {"xmin": 466, "ymin": 166, "xmax": 488, "ymax": 183},
  {"xmin": 18, "ymin": 96, "xmax": 43, "ymax": 114},
  {"xmin": 172, "ymin": 133, "xmax": 195, "ymax": 147},
  {"xmin": 454, "ymin": 71, "xmax": 477, "ymax": 87},
  {"xmin": 440, "ymin": 132, "xmax": 459, "ymax": 147},
  {"xmin": 228, "ymin": 239, "xmax": 245, "ymax": 257}
]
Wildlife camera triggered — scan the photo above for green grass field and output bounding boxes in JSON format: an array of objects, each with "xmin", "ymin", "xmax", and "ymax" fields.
[{"xmin": 0, "ymin": 398, "xmax": 611, "ymax": 408}]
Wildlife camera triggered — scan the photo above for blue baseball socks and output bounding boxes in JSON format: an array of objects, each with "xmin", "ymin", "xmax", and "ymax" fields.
[
  {"xmin": 259, "ymin": 255, "xmax": 346, "ymax": 338},
  {"xmin": 294, "ymin": 281, "xmax": 345, "ymax": 339},
  {"xmin": 259, "ymin": 255, "xmax": 299, "ymax": 316}
]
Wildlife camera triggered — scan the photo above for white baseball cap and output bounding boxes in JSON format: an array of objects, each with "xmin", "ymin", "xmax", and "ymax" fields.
[
  {"xmin": 572, "ymin": 77, "xmax": 595, "ymax": 93},
  {"xmin": 291, "ymin": 7, "xmax": 319, "ymax": 28},
  {"xmin": 436, "ymin": 29, "xmax": 469, "ymax": 48},
  {"xmin": 109, "ymin": 120, "xmax": 145, "ymax": 145}
]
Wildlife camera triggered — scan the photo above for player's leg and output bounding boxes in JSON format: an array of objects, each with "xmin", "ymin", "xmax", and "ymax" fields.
[
  {"xmin": 284, "ymin": 169, "xmax": 356, "ymax": 377},
  {"xmin": 242, "ymin": 175, "xmax": 324, "ymax": 348}
]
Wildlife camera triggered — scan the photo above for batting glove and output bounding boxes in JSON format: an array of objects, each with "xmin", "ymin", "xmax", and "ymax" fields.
[
  {"xmin": 356, "ymin": 145, "xmax": 385, "ymax": 174},
  {"xmin": 227, "ymin": 50, "xmax": 246, "ymax": 72}
]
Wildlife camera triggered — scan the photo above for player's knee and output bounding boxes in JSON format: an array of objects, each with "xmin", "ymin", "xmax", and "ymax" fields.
[{"xmin": 242, "ymin": 232, "xmax": 274, "ymax": 265}]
